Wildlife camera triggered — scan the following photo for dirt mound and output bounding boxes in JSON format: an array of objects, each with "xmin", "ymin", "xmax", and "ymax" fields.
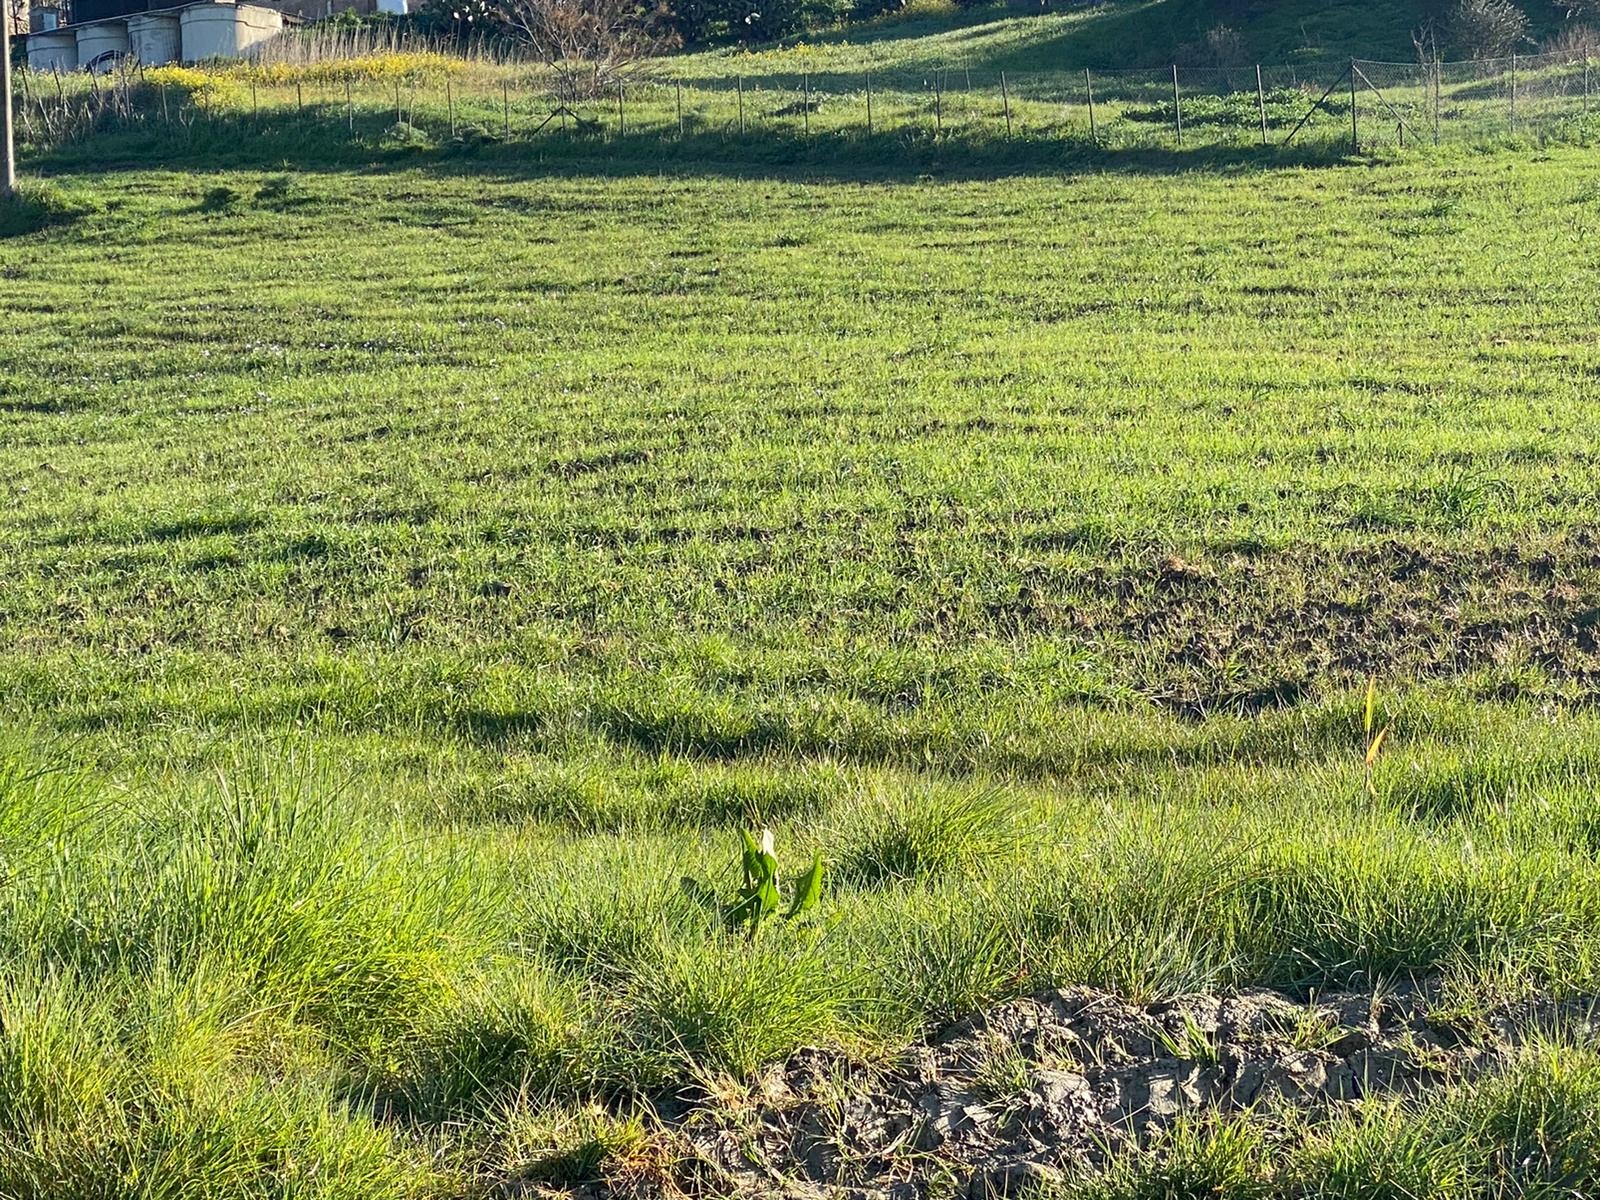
[{"xmin": 592, "ymin": 984, "xmax": 1597, "ymax": 1199}]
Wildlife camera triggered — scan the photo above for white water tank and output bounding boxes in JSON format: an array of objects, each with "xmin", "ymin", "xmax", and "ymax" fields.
[
  {"xmin": 127, "ymin": 11, "xmax": 183, "ymax": 65},
  {"xmin": 74, "ymin": 19, "xmax": 131, "ymax": 71},
  {"xmin": 179, "ymin": 2, "xmax": 284, "ymax": 60},
  {"xmin": 25, "ymin": 30, "xmax": 78, "ymax": 72},
  {"xmin": 376, "ymin": 0, "xmax": 408, "ymax": 13}
]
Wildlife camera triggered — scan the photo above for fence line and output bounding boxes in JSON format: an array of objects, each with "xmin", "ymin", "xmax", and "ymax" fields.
[{"xmin": 14, "ymin": 49, "xmax": 1600, "ymax": 158}]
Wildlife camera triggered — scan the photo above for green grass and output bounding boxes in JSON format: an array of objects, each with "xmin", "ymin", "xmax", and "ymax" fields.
[
  {"xmin": 10, "ymin": 59, "xmax": 1600, "ymax": 1193},
  {"xmin": 679, "ymin": 0, "xmax": 1576, "ymax": 74},
  {"xmin": 682, "ymin": 0, "xmax": 1431, "ymax": 74}
]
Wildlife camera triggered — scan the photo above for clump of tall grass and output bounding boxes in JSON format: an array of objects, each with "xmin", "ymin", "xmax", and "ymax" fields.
[
  {"xmin": 830, "ymin": 782, "xmax": 1021, "ymax": 887},
  {"xmin": 622, "ymin": 928, "xmax": 846, "ymax": 1079},
  {"xmin": 0, "ymin": 966, "xmax": 431, "ymax": 1199},
  {"xmin": 0, "ymin": 181, "xmax": 101, "ymax": 239},
  {"xmin": 389, "ymin": 963, "xmax": 613, "ymax": 1118}
]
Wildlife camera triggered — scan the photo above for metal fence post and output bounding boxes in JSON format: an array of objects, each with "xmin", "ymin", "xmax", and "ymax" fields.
[
  {"xmin": 803, "ymin": 71, "xmax": 810, "ymax": 137},
  {"xmin": 1085, "ymin": 67, "xmax": 1097, "ymax": 144},
  {"xmin": 1172, "ymin": 64, "xmax": 1182, "ymax": 145},
  {"xmin": 1434, "ymin": 61, "xmax": 1441, "ymax": 144},
  {"xmin": 865, "ymin": 71, "xmax": 872, "ymax": 134},
  {"xmin": 934, "ymin": 69, "xmax": 942, "ymax": 134},
  {"xmin": 676, "ymin": 79, "xmax": 683, "ymax": 139},
  {"xmin": 1255, "ymin": 63, "xmax": 1267, "ymax": 145},
  {"xmin": 1349, "ymin": 59, "xmax": 1358, "ymax": 151},
  {"xmin": 502, "ymin": 81, "xmax": 509, "ymax": 139},
  {"xmin": 1510, "ymin": 52, "xmax": 1517, "ymax": 133},
  {"xmin": 1000, "ymin": 70, "xmax": 1012, "ymax": 137}
]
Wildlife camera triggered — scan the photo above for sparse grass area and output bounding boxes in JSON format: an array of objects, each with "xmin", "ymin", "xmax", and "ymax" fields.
[{"xmin": 8, "ymin": 77, "xmax": 1600, "ymax": 1195}]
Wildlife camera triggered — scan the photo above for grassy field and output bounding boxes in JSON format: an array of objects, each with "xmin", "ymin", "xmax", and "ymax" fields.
[{"xmin": 10, "ymin": 77, "xmax": 1600, "ymax": 1196}]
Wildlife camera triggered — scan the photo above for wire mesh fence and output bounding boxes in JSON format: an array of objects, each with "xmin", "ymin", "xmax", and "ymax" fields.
[
  {"xmin": 13, "ymin": 49, "xmax": 1600, "ymax": 159},
  {"xmin": 1352, "ymin": 51, "xmax": 1600, "ymax": 148}
]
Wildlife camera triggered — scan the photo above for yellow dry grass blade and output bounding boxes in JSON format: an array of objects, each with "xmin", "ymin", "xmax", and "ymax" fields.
[{"xmin": 1365, "ymin": 726, "xmax": 1389, "ymax": 769}]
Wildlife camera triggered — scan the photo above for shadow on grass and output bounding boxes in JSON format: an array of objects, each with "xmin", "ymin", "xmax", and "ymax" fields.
[
  {"xmin": 728, "ymin": 0, "xmax": 1452, "ymax": 74},
  {"xmin": 0, "ymin": 181, "xmax": 102, "ymax": 238},
  {"xmin": 26, "ymin": 104, "xmax": 1357, "ymax": 185}
]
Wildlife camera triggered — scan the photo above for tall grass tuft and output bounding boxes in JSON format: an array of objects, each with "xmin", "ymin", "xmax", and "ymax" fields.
[
  {"xmin": 831, "ymin": 782, "xmax": 1021, "ymax": 888},
  {"xmin": 624, "ymin": 929, "xmax": 846, "ymax": 1079}
]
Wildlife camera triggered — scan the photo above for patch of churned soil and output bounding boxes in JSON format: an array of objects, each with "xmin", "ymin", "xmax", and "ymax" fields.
[
  {"xmin": 1042, "ymin": 536, "xmax": 1600, "ymax": 715},
  {"xmin": 527, "ymin": 983, "xmax": 1599, "ymax": 1200}
]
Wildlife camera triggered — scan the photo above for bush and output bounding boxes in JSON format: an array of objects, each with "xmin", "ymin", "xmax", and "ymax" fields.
[
  {"xmin": 1543, "ymin": 22, "xmax": 1600, "ymax": 54},
  {"xmin": 1176, "ymin": 23, "xmax": 1248, "ymax": 68},
  {"xmin": 380, "ymin": 121, "xmax": 433, "ymax": 151},
  {"xmin": 1449, "ymin": 0, "xmax": 1532, "ymax": 56}
]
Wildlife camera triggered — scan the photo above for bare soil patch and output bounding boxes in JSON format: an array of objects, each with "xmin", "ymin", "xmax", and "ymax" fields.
[{"xmin": 530, "ymin": 983, "xmax": 1598, "ymax": 1199}]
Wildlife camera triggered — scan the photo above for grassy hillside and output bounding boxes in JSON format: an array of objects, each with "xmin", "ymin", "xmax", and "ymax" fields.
[
  {"xmin": 683, "ymin": 0, "xmax": 1572, "ymax": 74},
  {"xmin": 6, "ymin": 139, "xmax": 1600, "ymax": 1194}
]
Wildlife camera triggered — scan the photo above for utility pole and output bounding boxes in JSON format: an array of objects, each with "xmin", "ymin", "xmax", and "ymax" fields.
[{"xmin": 1, "ymin": 4, "xmax": 16, "ymax": 198}]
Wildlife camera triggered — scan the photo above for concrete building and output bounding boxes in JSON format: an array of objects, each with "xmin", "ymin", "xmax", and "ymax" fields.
[
  {"xmin": 125, "ymin": 8, "xmax": 179, "ymax": 61},
  {"xmin": 177, "ymin": 1, "xmax": 281, "ymax": 58},
  {"xmin": 22, "ymin": 0, "xmax": 285, "ymax": 70},
  {"xmin": 23, "ymin": 27, "xmax": 77, "ymax": 69}
]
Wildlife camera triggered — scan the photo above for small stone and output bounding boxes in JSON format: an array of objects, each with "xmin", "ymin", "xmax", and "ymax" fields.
[
  {"xmin": 1327, "ymin": 1026, "xmax": 1373, "ymax": 1056},
  {"xmin": 1263, "ymin": 1051, "xmax": 1355, "ymax": 1102},
  {"xmin": 1228, "ymin": 1058, "xmax": 1267, "ymax": 1106}
]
